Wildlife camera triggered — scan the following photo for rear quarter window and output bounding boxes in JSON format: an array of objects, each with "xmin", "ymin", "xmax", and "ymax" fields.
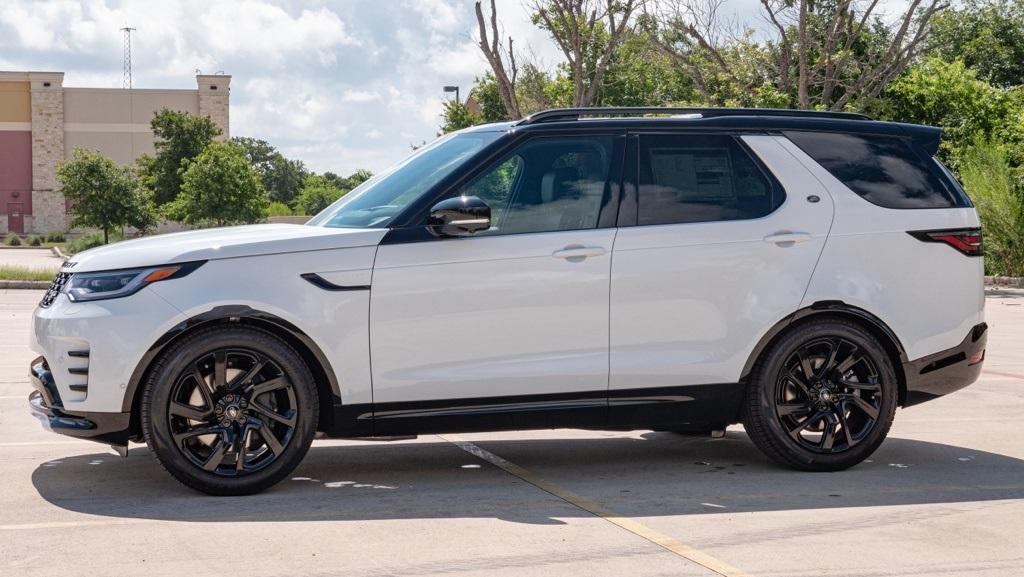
[{"xmin": 785, "ymin": 131, "xmax": 965, "ymax": 209}]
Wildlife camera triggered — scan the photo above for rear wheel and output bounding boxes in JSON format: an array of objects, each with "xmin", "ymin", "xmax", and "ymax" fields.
[
  {"xmin": 742, "ymin": 318, "xmax": 897, "ymax": 471},
  {"xmin": 141, "ymin": 326, "xmax": 318, "ymax": 495}
]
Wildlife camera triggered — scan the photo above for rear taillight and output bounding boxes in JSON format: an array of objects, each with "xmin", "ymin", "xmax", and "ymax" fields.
[{"xmin": 908, "ymin": 228, "xmax": 983, "ymax": 257}]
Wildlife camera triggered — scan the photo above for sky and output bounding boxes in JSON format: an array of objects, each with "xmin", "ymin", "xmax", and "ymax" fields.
[{"xmin": 0, "ymin": 0, "xmax": 907, "ymax": 176}]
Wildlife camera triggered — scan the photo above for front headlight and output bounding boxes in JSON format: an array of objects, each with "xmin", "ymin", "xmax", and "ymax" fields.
[{"xmin": 65, "ymin": 262, "xmax": 204, "ymax": 303}]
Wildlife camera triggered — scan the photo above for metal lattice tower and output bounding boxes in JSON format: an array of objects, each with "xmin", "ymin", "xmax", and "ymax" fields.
[{"xmin": 120, "ymin": 26, "xmax": 136, "ymax": 89}]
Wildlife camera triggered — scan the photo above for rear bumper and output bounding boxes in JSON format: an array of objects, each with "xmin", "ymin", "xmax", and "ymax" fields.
[
  {"xmin": 903, "ymin": 323, "xmax": 987, "ymax": 406},
  {"xmin": 28, "ymin": 356, "xmax": 131, "ymax": 446}
]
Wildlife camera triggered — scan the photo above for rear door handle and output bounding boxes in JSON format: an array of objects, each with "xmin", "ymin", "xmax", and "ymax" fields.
[
  {"xmin": 763, "ymin": 232, "xmax": 811, "ymax": 246},
  {"xmin": 552, "ymin": 246, "xmax": 606, "ymax": 260}
]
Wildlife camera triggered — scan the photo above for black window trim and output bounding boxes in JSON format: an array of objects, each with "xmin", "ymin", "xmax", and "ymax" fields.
[
  {"xmin": 381, "ymin": 128, "xmax": 627, "ymax": 245},
  {"xmin": 620, "ymin": 129, "xmax": 787, "ymax": 228}
]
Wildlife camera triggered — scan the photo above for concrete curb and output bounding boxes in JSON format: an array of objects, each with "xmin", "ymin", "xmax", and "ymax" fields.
[
  {"xmin": 0, "ymin": 280, "xmax": 51, "ymax": 290},
  {"xmin": 985, "ymin": 276, "xmax": 1024, "ymax": 288}
]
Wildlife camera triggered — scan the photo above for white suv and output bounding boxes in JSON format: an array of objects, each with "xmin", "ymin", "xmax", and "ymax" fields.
[{"xmin": 29, "ymin": 108, "xmax": 987, "ymax": 495}]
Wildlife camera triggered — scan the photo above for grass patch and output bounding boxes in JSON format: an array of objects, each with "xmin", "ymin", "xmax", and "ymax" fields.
[{"xmin": 0, "ymin": 266, "xmax": 56, "ymax": 282}]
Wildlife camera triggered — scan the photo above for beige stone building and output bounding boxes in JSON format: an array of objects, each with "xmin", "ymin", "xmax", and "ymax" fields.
[{"xmin": 0, "ymin": 71, "xmax": 231, "ymax": 235}]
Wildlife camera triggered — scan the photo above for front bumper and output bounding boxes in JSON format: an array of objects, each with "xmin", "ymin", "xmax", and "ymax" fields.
[
  {"xmin": 903, "ymin": 323, "xmax": 987, "ymax": 406},
  {"xmin": 29, "ymin": 356, "xmax": 131, "ymax": 446}
]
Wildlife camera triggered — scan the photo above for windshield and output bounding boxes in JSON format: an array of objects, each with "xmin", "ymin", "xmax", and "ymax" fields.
[{"xmin": 308, "ymin": 130, "xmax": 505, "ymax": 228}]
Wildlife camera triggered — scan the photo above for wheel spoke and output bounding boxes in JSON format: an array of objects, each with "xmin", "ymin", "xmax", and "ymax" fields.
[
  {"xmin": 837, "ymin": 404, "xmax": 856, "ymax": 448},
  {"xmin": 819, "ymin": 339, "xmax": 839, "ymax": 377},
  {"xmin": 834, "ymin": 348, "xmax": 861, "ymax": 374},
  {"xmin": 202, "ymin": 440, "xmax": 229, "ymax": 472},
  {"xmin": 797, "ymin": 350, "xmax": 816, "ymax": 380},
  {"xmin": 777, "ymin": 403, "xmax": 811, "ymax": 417},
  {"xmin": 849, "ymin": 394, "xmax": 880, "ymax": 420},
  {"xmin": 840, "ymin": 379, "xmax": 881, "ymax": 392},
  {"xmin": 249, "ymin": 377, "xmax": 289, "ymax": 397},
  {"xmin": 170, "ymin": 401, "xmax": 211, "ymax": 421},
  {"xmin": 191, "ymin": 368, "xmax": 215, "ymax": 407},
  {"xmin": 235, "ymin": 428, "xmax": 249, "ymax": 472},
  {"xmin": 229, "ymin": 358, "xmax": 265, "ymax": 390},
  {"xmin": 787, "ymin": 411, "xmax": 823, "ymax": 441},
  {"xmin": 785, "ymin": 369, "xmax": 813, "ymax": 397},
  {"xmin": 259, "ymin": 425, "xmax": 285, "ymax": 456},
  {"xmin": 250, "ymin": 401, "xmax": 296, "ymax": 427},
  {"xmin": 174, "ymin": 425, "xmax": 224, "ymax": 444},
  {"xmin": 213, "ymin": 351, "xmax": 228, "ymax": 389},
  {"xmin": 820, "ymin": 412, "xmax": 840, "ymax": 451}
]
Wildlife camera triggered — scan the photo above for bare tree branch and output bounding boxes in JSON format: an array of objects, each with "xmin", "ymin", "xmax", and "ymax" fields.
[{"xmin": 475, "ymin": 0, "xmax": 521, "ymax": 119}]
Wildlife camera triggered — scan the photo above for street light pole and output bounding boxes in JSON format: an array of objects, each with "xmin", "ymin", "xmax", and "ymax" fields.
[{"xmin": 443, "ymin": 85, "xmax": 460, "ymax": 104}]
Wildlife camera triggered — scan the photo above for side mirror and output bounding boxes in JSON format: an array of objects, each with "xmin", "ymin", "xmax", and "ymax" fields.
[{"xmin": 428, "ymin": 195, "xmax": 491, "ymax": 237}]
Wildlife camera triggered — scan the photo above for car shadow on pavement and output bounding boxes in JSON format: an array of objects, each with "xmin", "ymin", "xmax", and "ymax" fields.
[{"xmin": 31, "ymin": 431, "xmax": 1024, "ymax": 525}]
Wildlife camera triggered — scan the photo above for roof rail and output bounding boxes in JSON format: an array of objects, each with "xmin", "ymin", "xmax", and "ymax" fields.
[{"xmin": 516, "ymin": 107, "xmax": 872, "ymax": 125}]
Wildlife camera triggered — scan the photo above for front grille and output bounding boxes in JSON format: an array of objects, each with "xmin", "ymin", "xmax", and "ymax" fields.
[{"xmin": 40, "ymin": 272, "xmax": 72, "ymax": 308}]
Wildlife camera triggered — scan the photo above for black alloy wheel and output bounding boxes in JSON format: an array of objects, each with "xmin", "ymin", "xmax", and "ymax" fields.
[
  {"xmin": 774, "ymin": 337, "xmax": 882, "ymax": 454},
  {"xmin": 742, "ymin": 318, "xmax": 897, "ymax": 471},
  {"xmin": 142, "ymin": 326, "xmax": 318, "ymax": 495},
  {"xmin": 168, "ymin": 349, "xmax": 298, "ymax": 476}
]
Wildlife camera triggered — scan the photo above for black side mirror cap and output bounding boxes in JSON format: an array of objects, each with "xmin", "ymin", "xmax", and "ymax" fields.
[{"xmin": 428, "ymin": 195, "xmax": 492, "ymax": 236}]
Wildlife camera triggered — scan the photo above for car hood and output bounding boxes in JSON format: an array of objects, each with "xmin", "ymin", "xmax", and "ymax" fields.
[{"xmin": 63, "ymin": 224, "xmax": 388, "ymax": 273}]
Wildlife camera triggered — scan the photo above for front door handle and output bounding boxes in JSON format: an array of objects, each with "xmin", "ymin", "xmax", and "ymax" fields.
[
  {"xmin": 763, "ymin": 232, "xmax": 811, "ymax": 246},
  {"xmin": 552, "ymin": 245, "xmax": 606, "ymax": 260}
]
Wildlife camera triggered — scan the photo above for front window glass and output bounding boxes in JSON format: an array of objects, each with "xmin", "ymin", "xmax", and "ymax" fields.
[
  {"xmin": 460, "ymin": 135, "xmax": 614, "ymax": 235},
  {"xmin": 309, "ymin": 131, "xmax": 504, "ymax": 228}
]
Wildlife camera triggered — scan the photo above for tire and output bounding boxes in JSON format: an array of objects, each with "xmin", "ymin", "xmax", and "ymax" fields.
[
  {"xmin": 742, "ymin": 318, "xmax": 897, "ymax": 471},
  {"xmin": 141, "ymin": 325, "xmax": 319, "ymax": 495}
]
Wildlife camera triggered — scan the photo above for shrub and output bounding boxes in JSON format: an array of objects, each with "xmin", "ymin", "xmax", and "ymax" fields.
[
  {"xmin": 65, "ymin": 232, "xmax": 122, "ymax": 255},
  {"xmin": 4, "ymin": 233, "xmax": 21, "ymax": 246},
  {"xmin": 958, "ymin": 138, "xmax": 1024, "ymax": 277},
  {"xmin": 45, "ymin": 232, "xmax": 65, "ymax": 243},
  {"xmin": 26, "ymin": 235, "xmax": 43, "ymax": 246},
  {"xmin": 266, "ymin": 201, "xmax": 293, "ymax": 217},
  {"xmin": 292, "ymin": 175, "xmax": 347, "ymax": 216}
]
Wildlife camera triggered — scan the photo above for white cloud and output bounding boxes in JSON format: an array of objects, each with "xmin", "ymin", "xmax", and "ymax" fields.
[
  {"xmin": 0, "ymin": 0, "xmax": 803, "ymax": 176},
  {"xmin": 341, "ymin": 89, "xmax": 378, "ymax": 103}
]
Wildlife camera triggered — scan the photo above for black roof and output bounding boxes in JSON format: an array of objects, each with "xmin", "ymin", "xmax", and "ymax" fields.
[{"xmin": 467, "ymin": 107, "xmax": 943, "ymax": 156}]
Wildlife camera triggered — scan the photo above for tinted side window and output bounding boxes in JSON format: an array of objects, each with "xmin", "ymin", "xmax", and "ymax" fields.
[
  {"xmin": 462, "ymin": 136, "xmax": 614, "ymax": 235},
  {"xmin": 786, "ymin": 131, "xmax": 960, "ymax": 209},
  {"xmin": 637, "ymin": 134, "xmax": 777, "ymax": 226}
]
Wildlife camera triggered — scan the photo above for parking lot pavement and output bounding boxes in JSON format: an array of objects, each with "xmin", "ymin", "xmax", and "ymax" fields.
[
  {"xmin": 0, "ymin": 248, "xmax": 63, "ymax": 271},
  {"xmin": 2, "ymin": 287, "xmax": 1022, "ymax": 577}
]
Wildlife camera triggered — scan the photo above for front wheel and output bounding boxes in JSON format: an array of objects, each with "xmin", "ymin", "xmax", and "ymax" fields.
[
  {"xmin": 742, "ymin": 318, "xmax": 897, "ymax": 471},
  {"xmin": 141, "ymin": 326, "xmax": 318, "ymax": 495}
]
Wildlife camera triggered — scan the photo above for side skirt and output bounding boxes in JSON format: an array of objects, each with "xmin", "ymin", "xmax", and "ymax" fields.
[{"xmin": 327, "ymin": 384, "xmax": 746, "ymax": 437}]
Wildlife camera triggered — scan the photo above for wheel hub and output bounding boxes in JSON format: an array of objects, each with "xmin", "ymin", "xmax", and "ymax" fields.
[{"xmin": 214, "ymin": 393, "xmax": 250, "ymax": 426}]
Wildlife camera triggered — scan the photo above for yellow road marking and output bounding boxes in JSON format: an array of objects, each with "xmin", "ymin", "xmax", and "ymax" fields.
[{"xmin": 441, "ymin": 434, "xmax": 751, "ymax": 577}]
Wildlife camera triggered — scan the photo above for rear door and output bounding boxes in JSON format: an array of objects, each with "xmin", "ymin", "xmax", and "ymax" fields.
[{"xmin": 608, "ymin": 132, "xmax": 833, "ymax": 427}]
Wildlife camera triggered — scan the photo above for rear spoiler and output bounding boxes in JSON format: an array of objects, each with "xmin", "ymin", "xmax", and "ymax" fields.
[{"xmin": 896, "ymin": 123, "xmax": 943, "ymax": 156}]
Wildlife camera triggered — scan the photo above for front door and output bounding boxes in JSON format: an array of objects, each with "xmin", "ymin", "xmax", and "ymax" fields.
[
  {"xmin": 608, "ymin": 133, "xmax": 834, "ymax": 428},
  {"xmin": 7, "ymin": 203, "xmax": 24, "ymax": 234},
  {"xmin": 370, "ymin": 133, "xmax": 623, "ymax": 433}
]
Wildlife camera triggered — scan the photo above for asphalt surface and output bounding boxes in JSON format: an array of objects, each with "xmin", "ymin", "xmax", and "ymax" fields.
[{"xmin": 1, "ymin": 287, "xmax": 1022, "ymax": 577}]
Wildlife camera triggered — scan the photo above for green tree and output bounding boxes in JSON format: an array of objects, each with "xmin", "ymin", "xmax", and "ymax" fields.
[
  {"xmin": 292, "ymin": 175, "xmax": 347, "ymax": 216},
  {"xmin": 440, "ymin": 99, "xmax": 482, "ymax": 134},
  {"xmin": 930, "ymin": 0, "xmax": 1024, "ymax": 88},
  {"xmin": 146, "ymin": 109, "xmax": 221, "ymax": 205},
  {"xmin": 231, "ymin": 136, "xmax": 309, "ymax": 204},
  {"xmin": 168, "ymin": 142, "xmax": 268, "ymax": 227},
  {"xmin": 323, "ymin": 169, "xmax": 373, "ymax": 190},
  {"xmin": 878, "ymin": 58, "xmax": 1024, "ymax": 166},
  {"xmin": 57, "ymin": 148, "xmax": 156, "ymax": 244}
]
